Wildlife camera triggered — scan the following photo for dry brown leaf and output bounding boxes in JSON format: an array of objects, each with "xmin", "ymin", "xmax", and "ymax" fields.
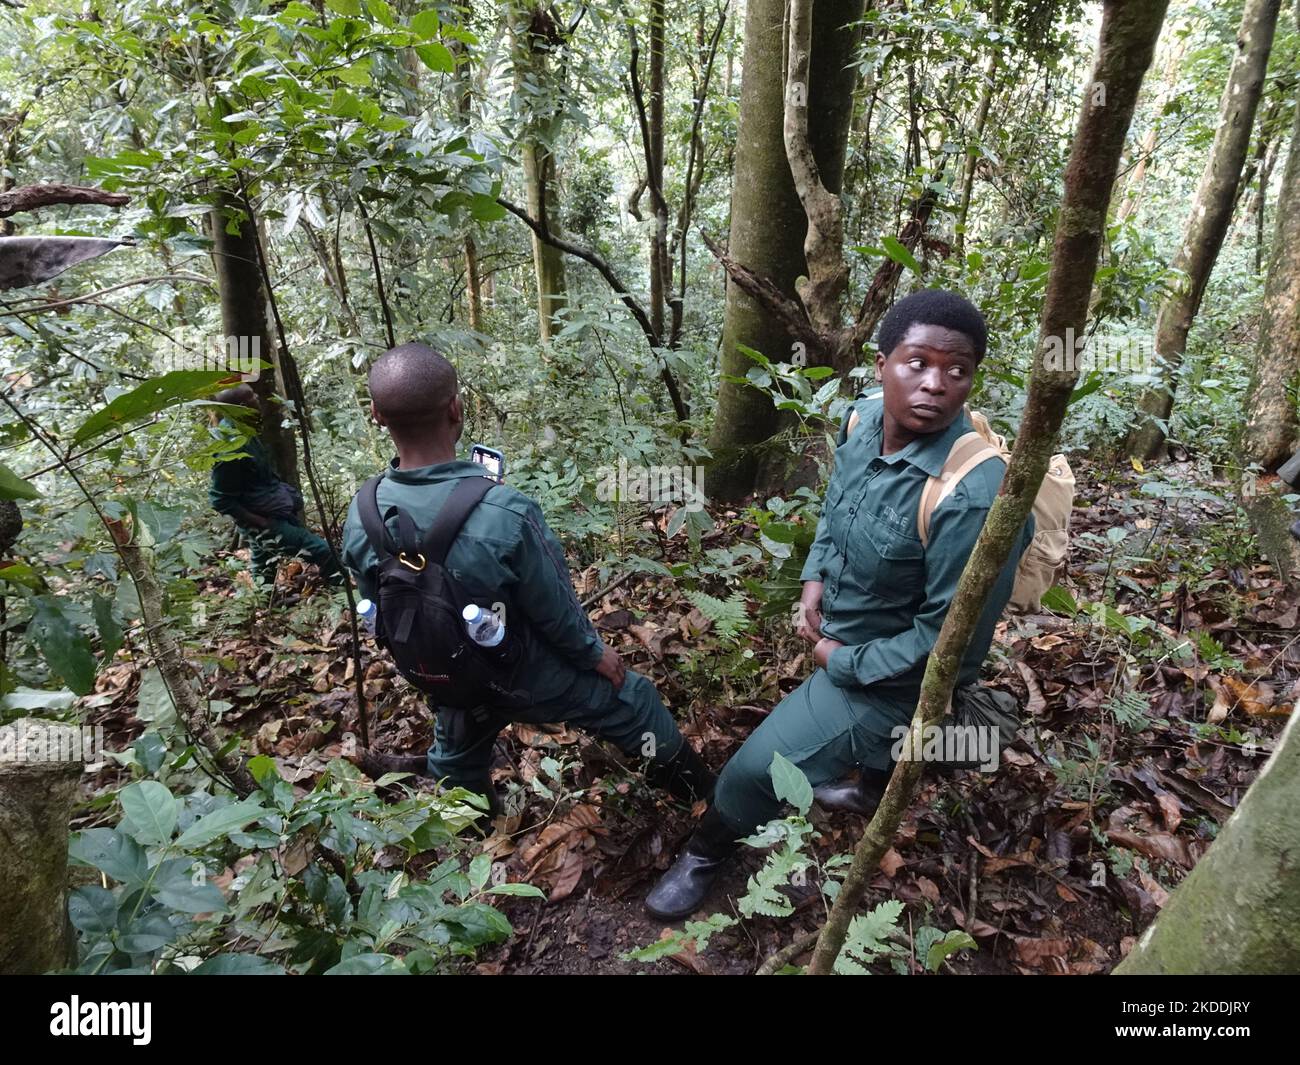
[
  {"xmin": 1154, "ymin": 790, "xmax": 1182, "ymax": 833},
  {"xmin": 879, "ymin": 848, "xmax": 905, "ymax": 877},
  {"xmin": 1015, "ymin": 662, "xmax": 1047, "ymax": 715}
]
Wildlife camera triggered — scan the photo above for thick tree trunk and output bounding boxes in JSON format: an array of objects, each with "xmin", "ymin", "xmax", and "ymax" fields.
[
  {"xmin": 1116, "ymin": 712, "xmax": 1300, "ymax": 973},
  {"xmin": 210, "ymin": 190, "xmax": 300, "ymax": 490},
  {"xmin": 808, "ymin": 0, "xmax": 1168, "ymax": 975},
  {"xmin": 1127, "ymin": 0, "xmax": 1281, "ymax": 460},
  {"xmin": 510, "ymin": 4, "xmax": 568, "ymax": 343},
  {"xmin": 1242, "ymin": 66, "xmax": 1300, "ymax": 469},
  {"xmin": 0, "ymin": 720, "xmax": 81, "ymax": 974},
  {"xmin": 706, "ymin": 0, "xmax": 864, "ymax": 502}
]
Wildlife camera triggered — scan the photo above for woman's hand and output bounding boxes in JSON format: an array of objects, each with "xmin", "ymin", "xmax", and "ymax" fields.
[
  {"xmin": 813, "ymin": 637, "xmax": 844, "ymax": 670},
  {"xmin": 797, "ymin": 581, "xmax": 824, "ymax": 644}
]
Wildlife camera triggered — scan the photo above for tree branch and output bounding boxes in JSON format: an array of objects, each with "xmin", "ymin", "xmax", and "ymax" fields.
[{"xmin": 0, "ymin": 183, "xmax": 131, "ymax": 218}]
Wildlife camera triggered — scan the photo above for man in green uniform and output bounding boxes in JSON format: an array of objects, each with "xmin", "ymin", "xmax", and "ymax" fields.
[
  {"xmin": 208, "ymin": 385, "xmax": 339, "ymax": 583},
  {"xmin": 646, "ymin": 289, "xmax": 1034, "ymax": 921},
  {"xmin": 341, "ymin": 342, "xmax": 713, "ymax": 814}
]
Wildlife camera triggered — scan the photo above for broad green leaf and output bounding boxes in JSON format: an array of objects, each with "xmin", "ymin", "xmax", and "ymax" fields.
[
  {"xmin": 410, "ymin": 8, "xmax": 439, "ymax": 38},
  {"xmin": 68, "ymin": 885, "xmax": 119, "ymax": 935},
  {"xmin": 69, "ymin": 828, "xmax": 149, "ymax": 888},
  {"xmin": 73, "ymin": 371, "xmax": 231, "ymax": 446},
  {"xmin": 1039, "ymin": 585, "xmax": 1077, "ymax": 615},
  {"xmin": 324, "ymin": 953, "xmax": 408, "ymax": 974},
  {"xmin": 469, "ymin": 852, "xmax": 492, "ymax": 891},
  {"xmin": 769, "ymin": 751, "xmax": 813, "ymax": 815},
  {"xmin": 119, "ymin": 780, "xmax": 180, "ymax": 846},
  {"xmin": 0, "ymin": 562, "xmax": 41, "ymax": 588},
  {"xmin": 925, "ymin": 930, "xmax": 977, "ymax": 971},
  {"xmin": 175, "ymin": 798, "xmax": 267, "ymax": 849},
  {"xmin": 93, "ymin": 594, "xmax": 123, "ymax": 660},
  {"xmin": 415, "ymin": 42, "xmax": 453, "ymax": 72},
  {"xmin": 0, "ymin": 461, "xmax": 39, "ymax": 500},
  {"xmin": 486, "ymin": 882, "xmax": 546, "ymax": 898},
  {"xmin": 30, "ymin": 596, "xmax": 96, "ymax": 695},
  {"xmin": 880, "ymin": 235, "xmax": 922, "ymax": 275},
  {"xmin": 151, "ymin": 859, "xmax": 228, "ymax": 913}
]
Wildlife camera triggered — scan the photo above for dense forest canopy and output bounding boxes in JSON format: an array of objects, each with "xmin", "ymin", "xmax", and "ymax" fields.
[{"xmin": 1, "ymin": 0, "xmax": 1298, "ymax": 981}]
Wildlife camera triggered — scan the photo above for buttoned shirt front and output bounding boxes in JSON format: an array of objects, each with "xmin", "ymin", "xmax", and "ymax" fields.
[{"xmin": 800, "ymin": 389, "xmax": 1033, "ymax": 702}]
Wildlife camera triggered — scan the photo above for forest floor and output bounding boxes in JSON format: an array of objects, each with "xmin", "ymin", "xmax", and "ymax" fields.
[{"xmin": 76, "ymin": 459, "xmax": 1299, "ymax": 975}]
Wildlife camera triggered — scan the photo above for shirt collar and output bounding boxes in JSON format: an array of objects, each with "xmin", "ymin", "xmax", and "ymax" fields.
[
  {"xmin": 385, "ymin": 458, "xmax": 486, "ymax": 485},
  {"xmin": 874, "ymin": 408, "xmax": 974, "ymax": 478}
]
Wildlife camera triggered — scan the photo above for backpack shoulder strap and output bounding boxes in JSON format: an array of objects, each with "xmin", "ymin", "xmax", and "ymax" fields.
[
  {"xmin": 917, "ymin": 432, "xmax": 1002, "ymax": 546},
  {"xmin": 423, "ymin": 475, "xmax": 495, "ymax": 566},
  {"xmin": 357, "ymin": 474, "xmax": 397, "ymax": 559}
]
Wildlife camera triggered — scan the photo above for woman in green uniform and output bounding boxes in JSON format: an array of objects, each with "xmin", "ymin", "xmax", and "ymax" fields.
[{"xmin": 646, "ymin": 289, "xmax": 1033, "ymax": 921}]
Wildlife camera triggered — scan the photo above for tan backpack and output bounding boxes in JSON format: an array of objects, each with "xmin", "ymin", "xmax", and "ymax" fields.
[{"xmin": 846, "ymin": 395, "xmax": 1073, "ymax": 612}]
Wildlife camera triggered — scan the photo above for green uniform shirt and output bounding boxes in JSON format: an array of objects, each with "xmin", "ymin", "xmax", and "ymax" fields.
[
  {"xmin": 208, "ymin": 421, "xmax": 298, "ymax": 521},
  {"xmin": 800, "ymin": 389, "xmax": 1033, "ymax": 701},
  {"xmin": 341, "ymin": 460, "xmax": 605, "ymax": 674}
]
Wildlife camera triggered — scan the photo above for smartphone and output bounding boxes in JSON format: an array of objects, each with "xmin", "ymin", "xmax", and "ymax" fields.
[{"xmin": 471, "ymin": 444, "xmax": 505, "ymax": 483}]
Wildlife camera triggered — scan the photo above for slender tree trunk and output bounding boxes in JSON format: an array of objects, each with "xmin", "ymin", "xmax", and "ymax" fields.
[
  {"xmin": 1127, "ymin": 0, "xmax": 1282, "ymax": 460},
  {"xmin": 706, "ymin": 0, "xmax": 864, "ymax": 501},
  {"xmin": 1115, "ymin": 713, "xmax": 1300, "ymax": 973},
  {"xmin": 649, "ymin": 0, "xmax": 667, "ymax": 340},
  {"xmin": 808, "ymin": 0, "xmax": 1168, "ymax": 976},
  {"xmin": 210, "ymin": 190, "xmax": 300, "ymax": 490},
  {"xmin": 955, "ymin": 0, "xmax": 1003, "ymax": 256},
  {"xmin": 1115, "ymin": 33, "xmax": 1188, "ymax": 224},
  {"xmin": 510, "ymin": 4, "xmax": 568, "ymax": 342},
  {"xmin": 1242, "ymin": 65, "xmax": 1300, "ymax": 469},
  {"xmin": 465, "ymin": 232, "xmax": 484, "ymax": 333}
]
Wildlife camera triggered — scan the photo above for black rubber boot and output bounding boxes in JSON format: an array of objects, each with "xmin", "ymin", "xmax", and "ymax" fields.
[
  {"xmin": 812, "ymin": 767, "xmax": 890, "ymax": 817},
  {"xmin": 644, "ymin": 742, "xmax": 717, "ymax": 804},
  {"xmin": 644, "ymin": 806, "xmax": 740, "ymax": 922},
  {"xmin": 1290, "ymin": 518, "xmax": 1300, "ymax": 543}
]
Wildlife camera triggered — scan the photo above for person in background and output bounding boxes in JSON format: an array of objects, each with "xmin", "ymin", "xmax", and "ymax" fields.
[{"xmin": 208, "ymin": 384, "xmax": 339, "ymax": 584}]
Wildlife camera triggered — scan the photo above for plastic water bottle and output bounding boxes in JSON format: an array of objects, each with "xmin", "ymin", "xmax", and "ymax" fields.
[
  {"xmin": 463, "ymin": 603, "xmax": 505, "ymax": 648},
  {"xmin": 356, "ymin": 598, "xmax": 377, "ymax": 633}
]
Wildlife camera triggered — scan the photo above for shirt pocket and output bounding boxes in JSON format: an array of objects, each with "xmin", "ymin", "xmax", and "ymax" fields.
[{"xmin": 855, "ymin": 502, "xmax": 925, "ymax": 605}]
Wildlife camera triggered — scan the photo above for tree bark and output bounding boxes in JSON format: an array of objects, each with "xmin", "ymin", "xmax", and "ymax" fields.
[
  {"xmin": 510, "ymin": 4, "xmax": 568, "ymax": 342},
  {"xmin": 808, "ymin": 0, "xmax": 1168, "ymax": 976},
  {"xmin": 1115, "ymin": 32, "xmax": 1189, "ymax": 224},
  {"xmin": 649, "ymin": 0, "xmax": 668, "ymax": 340},
  {"xmin": 0, "ymin": 720, "xmax": 81, "ymax": 974},
  {"xmin": 706, "ymin": 0, "xmax": 864, "ymax": 501},
  {"xmin": 209, "ymin": 190, "xmax": 300, "ymax": 490},
  {"xmin": 1127, "ymin": 0, "xmax": 1282, "ymax": 460},
  {"xmin": 955, "ymin": 0, "xmax": 1004, "ymax": 255},
  {"xmin": 1115, "ymin": 712, "xmax": 1300, "ymax": 973},
  {"xmin": 1242, "ymin": 60, "xmax": 1300, "ymax": 469}
]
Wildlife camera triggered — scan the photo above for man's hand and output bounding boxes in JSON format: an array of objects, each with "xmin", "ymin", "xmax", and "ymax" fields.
[
  {"xmin": 813, "ymin": 637, "xmax": 844, "ymax": 670},
  {"xmin": 797, "ymin": 581, "xmax": 824, "ymax": 644},
  {"xmin": 594, "ymin": 642, "xmax": 626, "ymax": 690}
]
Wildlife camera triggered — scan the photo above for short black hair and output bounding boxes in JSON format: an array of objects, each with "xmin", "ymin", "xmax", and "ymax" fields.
[
  {"xmin": 369, "ymin": 341, "xmax": 458, "ymax": 431},
  {"xmin": 213, "ymin": 383, "xmax": 257, "ymax": 408},
  {"xmin": 877, "ymin": 289, "xmax": 988, "ymax": 361}
]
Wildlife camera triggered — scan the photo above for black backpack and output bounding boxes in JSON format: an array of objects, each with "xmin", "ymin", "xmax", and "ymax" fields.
[{"xmin": 356, "ymin": 473, "xmax": 527, "ymax": 710}]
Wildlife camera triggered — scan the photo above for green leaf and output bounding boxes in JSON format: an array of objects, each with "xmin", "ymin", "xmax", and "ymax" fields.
[
  {"xmin": 30, "ymin": 596, "xmax": 96, "ymax": 695},
  {"xmin": 468, "ymin": 852, "xmax": 492, "ymax": 891},
  {"xmin": 175, "ymin": 798, "xmax": 267, "ymax": 849},
  {"xmin": 769, "ymin": 751, "xmax": 813, "ymax": 816},
  {"xmin": 324, "ymin": 953, "xmax": 408, "ymax": 975},
  {"xmin": 69, "ymin": 828, "xmax": 149, "ymax": 888},
  {"xmin": 118, "ymin": 781, "xmax": 180, "ymax": 846},
  {"xmin": 68, "ymin": 885, "xmax": 119, "ymax": 935},
  {"xmin": 414, "ymin": 42, "xmax": 454, "ymax": 72},
  {"xmin": 879, "ymin": 235, "xmax": 922, "ymax": 275},
  {"xmin": 834, "ymin": 899, "xmax": 905, "ymax": 975},
  {"xmin": 326, "ymin": 0, "xmax": 362, "ymax": 14},
  {"xmin": 620, "ymin": 933, "xmax": 687, "ymax": 961},
  {"xmin": 410, "ymin": 8, "xmax": 439, "ymax": 38},
  {"xmin": 190, "ymin": 954, "xmax": 285, "ymax": 974},
  {"xmin": 0, "ymin": 562, "xmax": 41, "ymax": 589},
  {"xmin": 0, "ymin": 461, "xmax": 40, "ymax": 500},
  {"xmin": 93, "ymin": 594, "xmax": 123, "ymax": 660},
  {"xmin": 336, "ymin": 60, "xmax": 373, "ymax": 87},
  {"xmin": 151, "ymin": 859, "xmax": 228, "ymax": 913},
  {"xmin": 486, "ymin": 882, "xmax": 546, "ymax": 898},
  {"xmin": 73, "ymin": 371, "xmax": 232, "ymax": 446},
  {"xmin": 1039, "ymin": 585, "xmax": 1077, "ymax": 615},
  {"xmin": 925, "ymin": 930, "xmax": 977, "ymax": 972}
]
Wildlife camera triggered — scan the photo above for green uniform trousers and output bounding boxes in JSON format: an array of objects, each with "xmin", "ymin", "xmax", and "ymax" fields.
[
  {"xmin": 245, "ymin": 517, "xmax": 340, "ymax": 582},
  {"xmin": 711, "ymin": 668, "xmax": 912, "ymax": 834},
  {"xmin": 426, "ymin": 665, "xmax": 683, "ymax": 788}
]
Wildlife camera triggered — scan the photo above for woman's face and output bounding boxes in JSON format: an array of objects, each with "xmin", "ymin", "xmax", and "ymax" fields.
[{"xmin": 875, "ymin": 322, "xmax": 977, "ymax": 437}]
